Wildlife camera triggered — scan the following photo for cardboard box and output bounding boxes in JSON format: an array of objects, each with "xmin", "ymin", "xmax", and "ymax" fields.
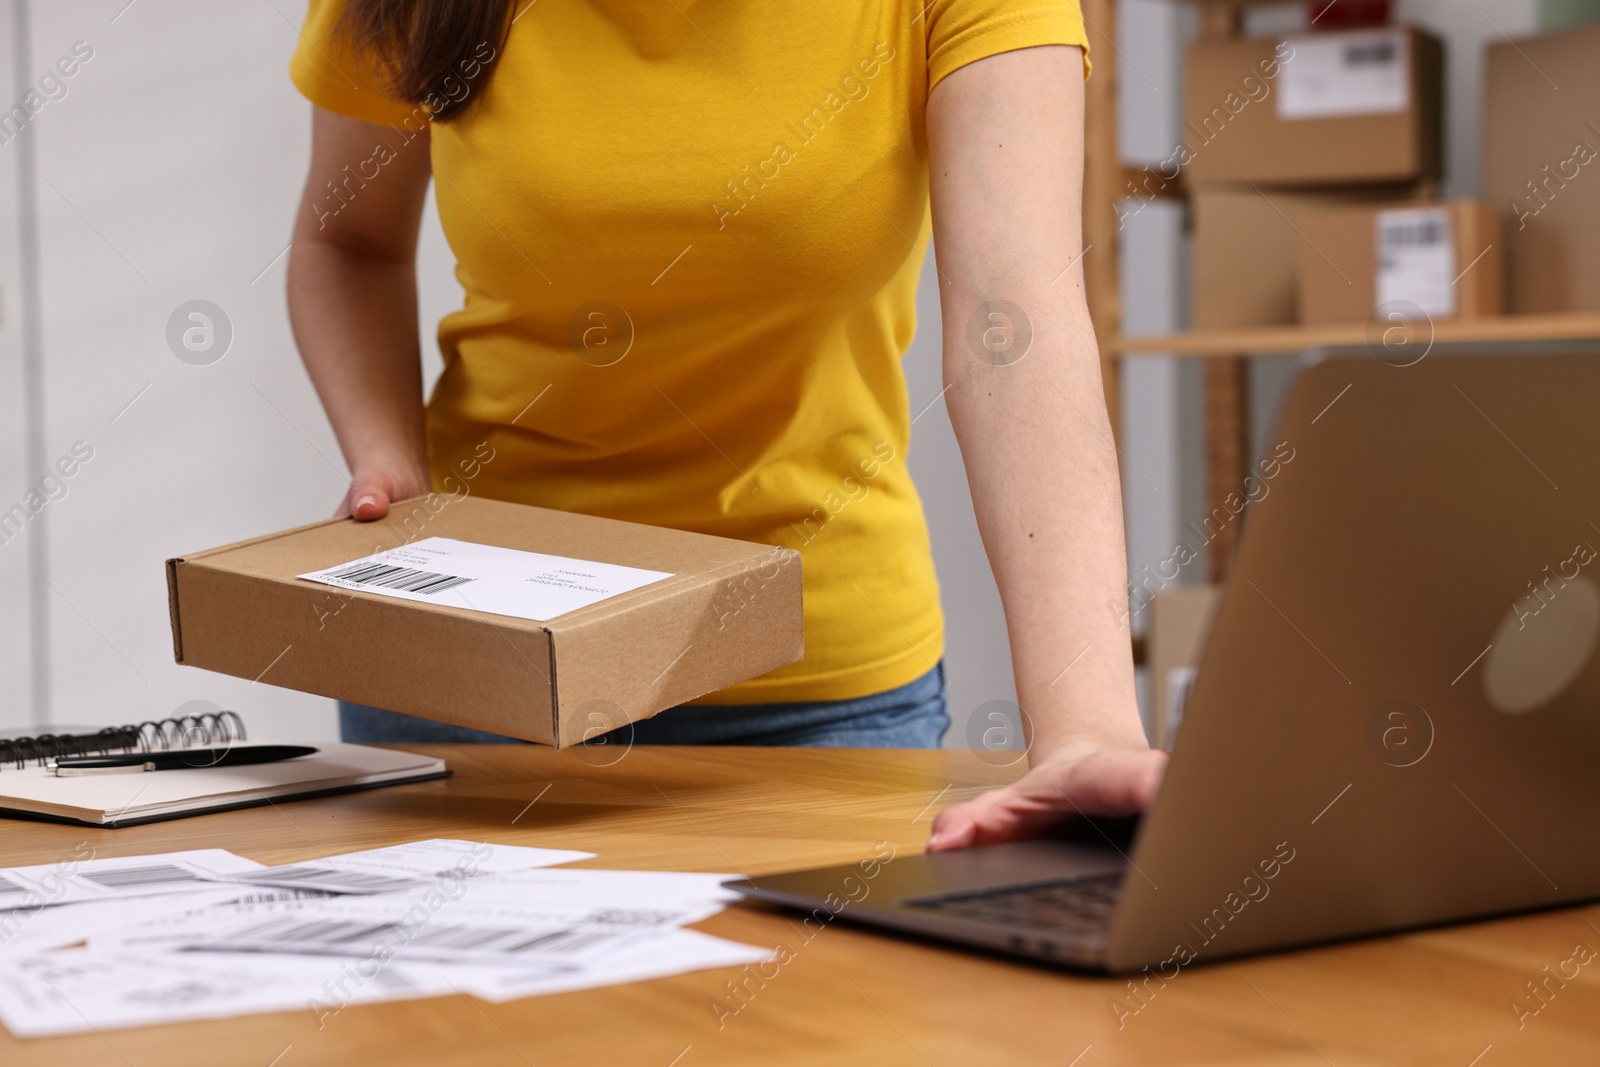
[
  {"xmin": 1183, "ymin": 26, "xmax": 1442, "ymax": 186},
  {"xmin": 1296, "ymin": 199, "xmax": 1503, "ymax": 324},
  {"xmin": 167, "ymin": 497, "xmax": 803, "ymax": 747},
  {"xmin": 1191, "ymin": 183, "xmax": 1426, "ymax": 327},
  {"xmin": 1148, "ymin": 586, "xmax": 1221, "ymax": 750},
  {"xmin": 1484, "ymin": 21, "xmax": 1600, "ymax": 313}
]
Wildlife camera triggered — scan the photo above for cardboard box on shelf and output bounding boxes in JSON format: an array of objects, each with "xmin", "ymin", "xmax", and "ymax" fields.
[
  {"xmin": 166, "ymin": 497, "xmax": 803, "ymax": 747},
  {"xmin": 1148, "ymin": 586, "xmax": 1221, "ymax": 750},
  {"xmin": 1296, "ymin": 199, "xmax": 1503, "ymax": 325},
  {"xmin": 1183, "ymin": 26, "xmax": 1442, "ymax": 186},
  {"xmin": 1191, "ymin": 183, "xmax": 1427, "ymax": 328},
  {"xmin": 1484, "ymin": 21, "xmax": 1600, "ymax": 314}
]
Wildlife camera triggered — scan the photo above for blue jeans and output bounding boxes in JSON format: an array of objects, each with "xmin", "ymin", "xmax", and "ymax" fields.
[{"xmin": 338, "ymin": 661, "xmax": 949, "ymax": 748}]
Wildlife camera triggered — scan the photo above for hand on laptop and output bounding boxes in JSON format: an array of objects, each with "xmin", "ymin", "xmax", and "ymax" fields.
[{"xmin": 925, "ymin": 741, "xmax": 1167, "ymax": 851}]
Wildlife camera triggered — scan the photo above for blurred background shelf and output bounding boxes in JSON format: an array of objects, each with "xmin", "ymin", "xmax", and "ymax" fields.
[
  {"xmin": 1090, "ymin": 0, "xmax": 1600, "ymax": 600},
  {"xmin": 1113, "ymin": 311, "xmax": 1600, "ymax": 356}
]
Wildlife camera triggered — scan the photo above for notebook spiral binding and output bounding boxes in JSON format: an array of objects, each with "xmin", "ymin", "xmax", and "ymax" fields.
[{"xmin": 0, "ymin": 711, "xmax": 248, "ymax": 770}]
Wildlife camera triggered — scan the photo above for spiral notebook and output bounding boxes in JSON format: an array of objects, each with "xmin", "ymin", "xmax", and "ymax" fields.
[{"xmin": 0, "ymin": 713, "xmax": 449, "ymax": 828}]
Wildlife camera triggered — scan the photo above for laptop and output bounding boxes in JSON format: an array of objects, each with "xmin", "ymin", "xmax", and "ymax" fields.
[{"xmin": 728, "ymin": 345, "xmax": 1600, "ymax": 973}]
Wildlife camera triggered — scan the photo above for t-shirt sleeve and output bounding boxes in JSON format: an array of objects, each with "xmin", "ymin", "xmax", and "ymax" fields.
[
  {"xmin": 925, "ymin": 0, "xmax": 1091, "ymax": 95},
  {"xmin": 289, "ymin": 0, "xmax": 418, "ymax": 127}
]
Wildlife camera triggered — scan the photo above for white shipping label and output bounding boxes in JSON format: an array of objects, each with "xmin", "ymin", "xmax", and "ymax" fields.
[
  {"xmin": 1277, "ymin": 30, "xmax": 1409, "ymax": 121},
  {"xmin": 1375, "ymin": 207, "xmax": 1456, "ymax": 318},
  {"xmin": 298, "ymin": 537, "xmax": 673, "ymax": 622}
]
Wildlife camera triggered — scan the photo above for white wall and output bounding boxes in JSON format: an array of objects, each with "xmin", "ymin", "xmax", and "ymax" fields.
[
  {"xmin": 0, "ymin": 0, "xmax": 1553, "ymax": 746},
  {"xmin": 10, "ymin": 0, "xmax": 468, "ymax": 739},
  {"xmin": 1117, "ymin": 0, "xmax": 1203, "ymax": 637},
  {"xmin": 0, "ymin": 0, "xmax": 1100, "ymax": 748},
  {"xmin": 0, "ymin": 0, "xmax": 38, "ymax": 728},
  {"xmin": 1, "ymin": 0, "xmax": 355, "ymax": 736},
  {"xmin": 1397, "ymin": 0, "xmax": 1541, "ymax": 197}
]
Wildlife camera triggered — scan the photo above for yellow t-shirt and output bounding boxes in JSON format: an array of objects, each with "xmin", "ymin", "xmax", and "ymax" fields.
[{"xmin": 291, "ymin": 0, "xmax": 1089, "ymax": 704}]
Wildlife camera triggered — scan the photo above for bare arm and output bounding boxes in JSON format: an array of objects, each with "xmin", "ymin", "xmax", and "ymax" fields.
[
  {"xmin": 287, "ymin": 108, "xmax": 434, "ymax": 520},
  {"xmin": 926, "ymin": 46, "xmax": 1166, "ymax": 850}
]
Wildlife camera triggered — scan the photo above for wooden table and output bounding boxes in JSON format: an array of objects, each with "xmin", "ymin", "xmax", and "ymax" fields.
[{"xmin": 4, "ymin": 747, "xmax": 1597, "ymax": 1065}]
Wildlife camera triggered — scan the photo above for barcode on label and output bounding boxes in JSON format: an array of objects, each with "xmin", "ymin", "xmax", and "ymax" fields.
[
  {"xmin": 586, "ymin": 907, "xmax": 686, "ymax": 926},
  {"xmin": 1343, "ymin": 40, "xmax": 1397, "ymax": 67},
  {"xmin": 246, "ymin": 865, "xmax": 423, "ymax": 893},
  {"xmin": 1381, "ymin": 219, "xmax": 1447, "ymax": 248},
  {"xmin": 222, "ymin": 917, "xmax": 623, "ymax": 957},
  {"xmin": 1278, "ymin": 31, "xmax": 1409, "ymax": 121},
  {"xmin": 81, "ymin": 865, "xmax": 204, "ymax": 889},
  {"xmin": 324, "ymin": 561, "xmax": 474, "ymax": 596},
  {"xmin": 507, "ymin": 928, "xmax": 618, "ymax": 954},
  {"xmin": 227, "ymin": 889, "xmax": 335, "ymax": 904}
]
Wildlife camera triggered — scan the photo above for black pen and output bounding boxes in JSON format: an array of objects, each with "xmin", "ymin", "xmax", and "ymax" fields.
[{"xmin": 49, "ymin": 745, "xmax": 319, "ymax": 777}]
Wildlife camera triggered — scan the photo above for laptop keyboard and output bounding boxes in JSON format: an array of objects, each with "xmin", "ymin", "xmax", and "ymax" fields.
[{"xmin": 901, "ymin": 872, "xmax": 1125, "ymax": 936}]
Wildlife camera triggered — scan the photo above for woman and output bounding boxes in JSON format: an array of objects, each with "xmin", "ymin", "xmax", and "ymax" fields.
[{"xmin": 286, "ymin": 0, "xmax": 1165, "ymax": 850}]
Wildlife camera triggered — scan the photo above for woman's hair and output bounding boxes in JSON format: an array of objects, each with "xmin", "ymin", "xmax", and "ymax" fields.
[{"xmin": 336, "ymin": 0, "xmax": 515, "ymax": 122}]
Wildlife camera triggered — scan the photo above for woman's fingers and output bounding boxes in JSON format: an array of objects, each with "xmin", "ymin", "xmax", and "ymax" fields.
[
  {"xmin": 337, "ymin": 464, "xmax": 431, "ymax": 521},
  {"xmin": 927, "ymin": 747, "xmax": 1168, "ymax": 852},
  {"xmin": 348, "ymin": 479, "xmax": 392, "ymax": 521},
  {"xmin": 339, "ymin": 475, "xmax": 393, "ymax": 521}
]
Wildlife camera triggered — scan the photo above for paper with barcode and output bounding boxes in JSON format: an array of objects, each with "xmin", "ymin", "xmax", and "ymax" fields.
[
  {"xmin": 1375, "ymin": 207, "xmax": 1456, "ymax": 317},
  {"xmin": 0, "ymin": 930, "xmax": 771, "ymax": 1036},
  {"xmin": 0, "ymin": 949, "xmax": 460, "ymax": 1038},
  {"xmin": 96, "ymin": 881, "xmax": 729, "ymax": 967},
  {"xmin": 298, "ymin": 537, "xmax": 673, "ymax": 622},
  {"xmin": 216, "ymin": 838, "xmax": 594, "ymax": 895},
  {"xmin": 115, "ymin": 897, "xmax": 677, "ymax": 967},
  {"xmin": 0, "ymin": 846, "xmax": 762, "ymax": 1036},
  {"xmin": 96, "ymin": 868, "xmax": 736, "ymax": 953},
  {"xmin": 0, "ymin": 850, "xmax": 263, "ymax": 910},
  {"xmin": 1, "ymin": 887, "xmax": 329, "ymax": 956},
  {"xmin": 1278, "ymin": 29, "xmax": 1409, "ymax": 120}
]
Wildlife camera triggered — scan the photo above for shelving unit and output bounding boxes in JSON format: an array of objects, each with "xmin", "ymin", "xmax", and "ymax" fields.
[
  {"xmin": 1080, "ymin": 0, "xmax": 1124, "ymax": 436},
  {"xmin": 1114, "ymin": 311, "xmax": 1600, "ymax": 356},
  {"xmin": 1082, "ymin": 0, "xmax": 1600, "ymax": 596}
]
